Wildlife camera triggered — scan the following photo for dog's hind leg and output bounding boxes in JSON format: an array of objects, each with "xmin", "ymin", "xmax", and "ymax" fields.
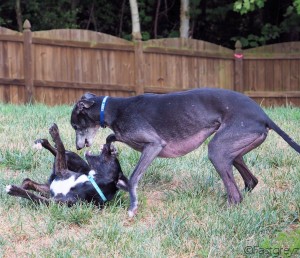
[
  {"xmin": 21, "ymin": 178, "xmax": 50, "ymax": 197},
  {"xmin": 208, "ymin": 125, "xmax": 267, "ymax": 205},
  {"xmin": 233, "ymin": 157, "xmax": 258, "ymax": 192},
  {"xmin": 49, "ymin": 124, "xmax": 68, "ymax": 177},
  {"xmin": 6, "ymin": 185, "xmax": 50, "ymax": 205}
]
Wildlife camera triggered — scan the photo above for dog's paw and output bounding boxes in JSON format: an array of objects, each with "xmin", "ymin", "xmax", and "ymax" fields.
[
  {"xmin": 6, "ymin": 185, "xmax": 12, "ymax": 193},
  {"xmin": 49, "ymin": 123, "xmax": 59, "ymax": 137},
  {"xmin": 33, "ymin": 139, "xmax": 47, "ymax": 150},
  {"xmin": 34, "ymin": 138, "xmax": 49, "ymax": 146},
  {"xmin": 128, "ymin": 208, "xmax": 138, "ymax": 218},
  {"xmin": 6, "ymin": 185, "xmax": 21, "ymax": 196}
]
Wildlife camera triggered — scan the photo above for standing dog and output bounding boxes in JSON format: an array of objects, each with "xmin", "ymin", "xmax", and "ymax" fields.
[
  {"xmin": 70, "ymin": 88, "xmax": 300, "ymax": 217},
  {"xmin": 6, "ymin": 124, "xmax": 127, "ymax": 206}
]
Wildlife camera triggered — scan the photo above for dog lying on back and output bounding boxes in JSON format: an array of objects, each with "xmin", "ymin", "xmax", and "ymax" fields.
[{"xmin": 6, "ymin": 123, "xmax": 128, "ymax": 206}]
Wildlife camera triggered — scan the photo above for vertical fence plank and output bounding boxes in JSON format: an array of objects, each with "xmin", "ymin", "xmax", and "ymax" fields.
[
  {"xmin": 234, "ymin": 40, "xmax": 244, "ymax": 92},
  {"xmin": 134, "ymin": 40, "xmax": 144, "ymax": 95},
  {"xmin": 23, "ymin": 20, "xmax": 34, "ymax": 103}
]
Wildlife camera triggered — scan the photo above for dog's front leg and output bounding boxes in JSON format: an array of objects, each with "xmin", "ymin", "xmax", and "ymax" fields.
[
  {"xmin": 128, "ymin": 143, "xmax": 163, "ymax": 217},
  {"xmin": 49, "ymin": 124, "xmax": 68, "ymax": 177}
]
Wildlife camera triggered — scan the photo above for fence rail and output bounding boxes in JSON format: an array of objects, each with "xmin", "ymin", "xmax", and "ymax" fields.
[{"xmin": 0, "ymin": 20, "xmax": 299, "ymax": 106}]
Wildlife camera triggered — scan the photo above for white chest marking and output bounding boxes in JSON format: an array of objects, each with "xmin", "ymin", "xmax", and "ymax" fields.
[{"xmin": 50, "ymin": 174, "xmax": 89, "ymax": 196}]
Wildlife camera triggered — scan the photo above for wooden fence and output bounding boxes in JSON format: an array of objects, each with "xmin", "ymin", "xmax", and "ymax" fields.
[{"xmin": 0, "ymin": 20, "xmax": 299, "ymax": 106}]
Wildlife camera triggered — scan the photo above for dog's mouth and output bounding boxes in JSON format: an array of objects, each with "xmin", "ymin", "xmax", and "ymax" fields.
[
  {"xmin": 85, "ymin": 139, "xmax": 91, "ymax": 148},
  {"xmin": 77, "ymin": 139, "xmax": 91, "ymax": 150}
]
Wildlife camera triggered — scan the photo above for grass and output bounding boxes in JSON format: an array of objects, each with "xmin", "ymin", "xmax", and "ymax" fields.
[{"xmin": 0, "ymin": 103, "xmax": 300, "ymax": 257}]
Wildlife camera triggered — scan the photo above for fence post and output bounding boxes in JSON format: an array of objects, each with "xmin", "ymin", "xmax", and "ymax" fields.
[
  {"xmin": 134, "ymin": 39, "xmax": 144, "ymax": 95},
  {"xmin": 23, "ymin": 19, "xmax": 34, "ymax": 103},
  {"xmin": 234, "ymin": 40, "xmax": 244, "ymax": 92}
]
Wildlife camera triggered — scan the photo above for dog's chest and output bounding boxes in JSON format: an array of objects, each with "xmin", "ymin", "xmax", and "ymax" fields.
[{"xmin": 50, "ymin": 175, "xmax": 89, "ymax": 196}]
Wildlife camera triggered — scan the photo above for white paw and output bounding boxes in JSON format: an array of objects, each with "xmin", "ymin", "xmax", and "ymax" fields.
[
  {"xmin": 128, "ymin": 210, "xmax": 135, "ymax": 218},
  {"xmin": 33, "ymin": 142, "xmax": 43, "ymax": 150},
  {"xmin": 128, "ymin": 207, "xmax": 138, "ymax": 218},
  {"xmin": 6, "ymin": 185, "xmax": 12, "ymax": 193}
]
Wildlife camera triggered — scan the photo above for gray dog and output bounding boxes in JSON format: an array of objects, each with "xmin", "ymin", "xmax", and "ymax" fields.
[{"xmin": 71, "ymin": 88, "xmax": 300, "ymax": 217}]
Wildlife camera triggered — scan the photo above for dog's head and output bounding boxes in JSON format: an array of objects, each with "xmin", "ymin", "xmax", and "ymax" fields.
[
  {"xmin": 85, "ymin": 143, "xmax": 123, "ymax": 180},
  {"xmin": 71, "ymin": 93, "xmax": 101, "ymax": 150}
]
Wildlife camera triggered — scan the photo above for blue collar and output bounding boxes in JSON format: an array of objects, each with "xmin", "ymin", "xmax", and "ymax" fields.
[
  {"xmin": 88, "ymin": 175, "xmax": 107, "ymax": 202},
  {"xmin": 100, "ymin": 96, "xmax": 109, "ymax": 128}
]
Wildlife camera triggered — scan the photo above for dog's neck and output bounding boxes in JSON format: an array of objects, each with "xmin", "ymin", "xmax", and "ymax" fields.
[{"xmin": 91, "ymin": 97, "xmax": 126, "ymax": 128}]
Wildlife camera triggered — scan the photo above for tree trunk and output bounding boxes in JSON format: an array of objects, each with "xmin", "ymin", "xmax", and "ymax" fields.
[
  {"xmin": 154, "ymin": 0, "xmax": 161, "ymax": 39},
  {"xmin": 180, "ymin": 0, "xmax": 189, "ymax": 38},
  {"xmin": 129, "ymin": 0, "xmax": 142, "ymax": 41},
  {"xmin": 15, "ymin": 0, "xmax": 23, "ymax": 32},
  {"xmin": 118, "ymin": 0, "xmax": 126, "ymax": 37}
]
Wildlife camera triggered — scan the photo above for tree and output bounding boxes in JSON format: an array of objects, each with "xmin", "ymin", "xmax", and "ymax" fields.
[
  {"xmin": 15, "ymin": 0, "xmax": 23, "ymax": 32},
  {"xmin": 129, "ymin": 0, "xmax": 142, "ymax": 40},
  {"xmin": 180, "ymin": 0, "xmax": 190, "ymax": 38}
]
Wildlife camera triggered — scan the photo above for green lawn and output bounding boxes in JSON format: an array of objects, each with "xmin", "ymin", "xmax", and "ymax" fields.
[{"xmin": 0, "ymin": 103, "xmax": 300, "ymax": 257}]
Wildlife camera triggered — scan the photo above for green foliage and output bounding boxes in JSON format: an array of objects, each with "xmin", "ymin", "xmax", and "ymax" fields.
[
  {"xmin": 294, "ymin": 0, "xmax": 300, "ymax": 14},
  {"xmin": 234, "ymin": 0, "xmax": 266, "ymax": 14},
  {"xmin": 232, "ymin": 23, "xmax": 281, "ymax": 47},
  {"xmin": 0, "ymin": 1, "xmax": 299, "ymax": 48}
]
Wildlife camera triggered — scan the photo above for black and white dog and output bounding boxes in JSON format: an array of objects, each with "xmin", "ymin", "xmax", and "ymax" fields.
[
  {"xmin": 6, "ymin": 123, "xmax": 128, "ymax": 206},
  {"xmin": 70, "ymin": 89, "xmax": 300, "ymax": 217}
]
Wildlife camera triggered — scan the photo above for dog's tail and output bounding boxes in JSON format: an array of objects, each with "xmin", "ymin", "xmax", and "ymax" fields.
[{"xmin": 268, "ymin": 120, "xmax": 300, "ymax": 153}]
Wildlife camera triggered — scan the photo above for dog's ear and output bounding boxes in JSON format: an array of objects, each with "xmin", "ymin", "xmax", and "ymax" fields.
[
  {"xmin": 81, "ymin": 92, "xmax": 96, "ymax": 100},
  {"xmin": 77, "ymin": 100, "xmax": 95, "ymax": 113}
]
